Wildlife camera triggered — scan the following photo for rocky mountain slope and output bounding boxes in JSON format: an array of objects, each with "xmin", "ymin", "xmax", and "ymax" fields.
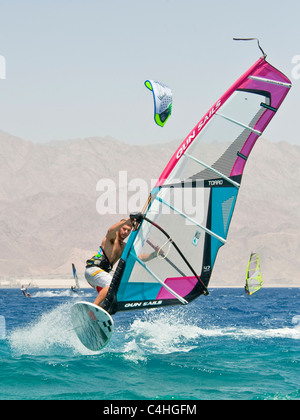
[{"xmin": 0, "ymin": 130, "xmax": 299, "ymax": 287}]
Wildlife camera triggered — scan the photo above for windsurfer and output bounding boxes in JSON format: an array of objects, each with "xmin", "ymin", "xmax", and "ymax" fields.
[
  {"xmin": 85, "ymin": 213, "xmax": 159, "ymax": 306},
  {"xmin": 85, "ymin": 214, "xmax": 157, "ymax": 307},
  {"xmin": 21, "ymin": 285, "xmax": 31, "ymax": 298},
  {"xmin": 85, "ymin": 218, "xmax": 132, "ymax": 307}
]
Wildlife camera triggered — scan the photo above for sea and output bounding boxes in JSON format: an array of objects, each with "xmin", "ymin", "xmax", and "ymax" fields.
[{"xmin": 0, "ymin": 287, "xmax": 299, "ymax": 402}]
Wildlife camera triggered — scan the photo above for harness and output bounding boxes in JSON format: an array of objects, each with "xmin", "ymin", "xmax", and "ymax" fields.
[{"xmin": 86, "ymin": 247, "xmax": 112, "ymax": 273}]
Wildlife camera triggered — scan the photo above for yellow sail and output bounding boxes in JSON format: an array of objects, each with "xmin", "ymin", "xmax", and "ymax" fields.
[{"xmin": 245, "ymin": 253, "xmax": 263, "ymax": 295}]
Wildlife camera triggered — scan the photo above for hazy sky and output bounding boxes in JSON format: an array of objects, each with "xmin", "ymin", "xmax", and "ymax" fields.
[{"xmin": 0, "ymin": 0, "xmax": 299, "ymax": 145}]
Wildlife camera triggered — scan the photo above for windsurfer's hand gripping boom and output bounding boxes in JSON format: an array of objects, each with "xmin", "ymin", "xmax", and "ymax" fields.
[
  {"xmin": 129, "ymin": 212, "xmax": 145, "ymax": 223},
  {"xmin": 129, "ymin": 212, "xmax": 145, "ymax": 229}
]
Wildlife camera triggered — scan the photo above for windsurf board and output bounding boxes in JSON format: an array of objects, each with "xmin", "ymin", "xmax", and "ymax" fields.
[{"xmin": 71, "ymin": 301, "xmax": 114, "ymax": 351}]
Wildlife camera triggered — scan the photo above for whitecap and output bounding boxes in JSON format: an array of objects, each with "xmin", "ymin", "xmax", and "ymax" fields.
[{"xmin": 7, "ymin": 302, "xmax": 95, "ymax": 356}]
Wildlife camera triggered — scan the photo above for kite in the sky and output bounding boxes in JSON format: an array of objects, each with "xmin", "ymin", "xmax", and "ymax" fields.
[{"xmin": 145, "ymin": 80, "xmax": 173, "ymax": 127}]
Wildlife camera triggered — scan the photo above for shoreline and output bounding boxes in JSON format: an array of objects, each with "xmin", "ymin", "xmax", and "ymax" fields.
[
  {"xmin": 0, "ymin": 276, "xmax": 299, "ymax": 290},
  {"xmin": 0, "ymin": 282, "xmax": 299, "ymax": 290}
]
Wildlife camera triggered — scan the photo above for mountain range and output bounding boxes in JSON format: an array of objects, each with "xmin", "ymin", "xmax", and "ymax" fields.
[{"xmin": 0, "ymin": 129, "xmax": 299, "ymax": 287}]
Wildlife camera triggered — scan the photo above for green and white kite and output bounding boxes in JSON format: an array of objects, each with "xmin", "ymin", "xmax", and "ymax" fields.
[{"xmin": 145, "ymin": 80, "xmax": 173, "ymax": 127}]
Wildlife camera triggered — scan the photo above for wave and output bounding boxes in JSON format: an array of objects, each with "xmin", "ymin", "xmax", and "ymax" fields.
[
  {"xmin": 7, "ymin": 300, "xmax": 300, "ymax": 360},
  {"xmin": 8, "ymin": 302, "xmax": 95, "ymax": 356},
  {"xmin": 292, "ymin": 315, "xmax": 300, "ymax": 325},
  {"xmin": 197, "ymin": 325, "xmax": 300, "ymax": 340},
  {"xmin": 0, "ymin": 316, "xmax": 6, "ymax": 340},
  {"xmin": 31, "ymin": 290, "xmax": 93, "ymax": 298},
  {"xmin": 120, "ymin": 309, "xmax": 300, "ymax": 361},
  {"xmin": 123, "ymin": 310, "xmax": 200, "ymax": 358}
]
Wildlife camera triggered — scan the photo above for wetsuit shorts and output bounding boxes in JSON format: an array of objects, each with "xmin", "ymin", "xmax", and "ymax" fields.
[{"xmin": 85, "ymin": 266, "xmax": 113, "ymax": 293}]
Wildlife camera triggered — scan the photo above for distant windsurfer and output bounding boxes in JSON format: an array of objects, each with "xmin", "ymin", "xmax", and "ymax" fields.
[
  {"xmin": 21, "ymin": 285, "xmax": 31, "ymax": 298},
  {"xmin": 85, "ymin": 214, "xmax": 157, "ymax": 307},
  {"xmin": 71, "ymin": 285, "xmax": 78, "ymax": 294}
]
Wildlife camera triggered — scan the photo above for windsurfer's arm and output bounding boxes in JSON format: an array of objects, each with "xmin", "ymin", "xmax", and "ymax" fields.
[
  {"xmin": 139, "ymin": 247, "xmax": 165, "ymax": 262},
  {"xmin": 139, "ymin": 251, "xmax": 157, "ymax": 262},
  {"xmin": 105, "ymin": 218, "xmax": 131, "ymax": 242}
]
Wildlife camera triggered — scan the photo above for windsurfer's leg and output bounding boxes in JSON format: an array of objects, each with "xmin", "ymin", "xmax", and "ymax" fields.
[
  {"xmin": 94, "ymin": 286, "xmax": 109, "ymax": 307},
  {"xmin": 85, "ymin": 267, "xmax": 112, "ymax": 306}
]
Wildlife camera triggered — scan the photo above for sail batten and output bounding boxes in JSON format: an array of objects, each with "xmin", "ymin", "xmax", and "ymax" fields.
[
  {"xmin": 248, "ymin": 75, "xmax": 292, "ymax": 87},
  {"xmin": 184, "ymin": 153, "xmax": 240, "ymax": 188},
  {"xmin": 103, "ymin": 55, "xmax": 291, "ymax": 315},
  {"xmin": 156, "ymin": 196, "xmax": 227, "ymax": 244},
  {"xmin": 216, "ymin": 112, "xmax": 262, "ymax": 135}
]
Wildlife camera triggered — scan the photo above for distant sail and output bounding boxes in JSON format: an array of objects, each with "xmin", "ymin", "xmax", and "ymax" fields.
[
  {"xmin": 104, "ymin": 55, "xmax": 291, "ymax": 315},
  {"xmin": 245, "ymin": 253, "xmax": 263, "ymax": 295},
  {"xmin": 72, "ymin": 263, "xmax": 80, "ymax": 290},
  {"xmin": 145, "ymin": 80, "xmax": 173, "ymax": 127}
]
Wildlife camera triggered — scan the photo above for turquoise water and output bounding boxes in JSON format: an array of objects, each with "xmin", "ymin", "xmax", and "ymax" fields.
[{"xmin": 0, "ymin": 288, "xmax": 299, "ymax": 400}]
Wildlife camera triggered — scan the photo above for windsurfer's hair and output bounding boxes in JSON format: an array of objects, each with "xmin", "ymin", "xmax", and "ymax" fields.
[{"xmin": 120, "ymin": 218, "xmax": 133, "ymax": 228}]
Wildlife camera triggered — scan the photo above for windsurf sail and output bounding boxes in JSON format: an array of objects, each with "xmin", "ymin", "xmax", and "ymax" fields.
[
  {"xmin": 0, "ymin": 316, "xmax": 6, "ymax": 339},
  {"xmin": 145, "ymin": 80, "xmax": 173, "ymax": 127},
  {"xmin": 103, "ymin": 53, "xmax": 291, "ymax": 315},
  {"xmin": 245, "ymin": 252, "xmax": 263, "ymax": 295},
  {"xmin": 72, "ymin": 263, "xmax": 80, "ymax": 290}
]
